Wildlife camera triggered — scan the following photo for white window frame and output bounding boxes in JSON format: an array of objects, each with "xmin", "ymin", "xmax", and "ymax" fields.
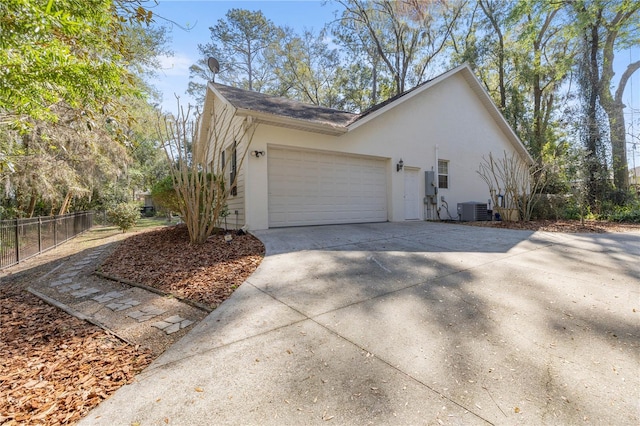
[{"xmin": 438, "ymin": 159, "xmax": 449, "ymax": 189}]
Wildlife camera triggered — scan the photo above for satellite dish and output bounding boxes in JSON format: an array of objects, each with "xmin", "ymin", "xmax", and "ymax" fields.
[{"xmin": 207, "ymin": 57, "xmax": 220, "ymax": 76}]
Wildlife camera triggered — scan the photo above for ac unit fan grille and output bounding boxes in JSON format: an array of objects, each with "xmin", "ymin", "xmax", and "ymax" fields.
[{"xmin": 457, "ymin": 202, "xmax": 488, "ymax": 221}]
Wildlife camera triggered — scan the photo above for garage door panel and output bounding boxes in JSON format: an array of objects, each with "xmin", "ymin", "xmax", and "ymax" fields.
[{"xmin": 268, "ymin": 148, "xmax": 388, "ymax": 227}]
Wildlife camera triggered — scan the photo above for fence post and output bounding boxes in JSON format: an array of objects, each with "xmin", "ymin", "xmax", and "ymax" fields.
[
  {"xmin": 14, "ymin": 218, "xmax": 19, "ymax": 264},
  {"xmin": 1, "ymin": 210, "xmax": 96, "ymax": 271},
  {"xmin": 38, "ymin": 216, "xmax": 42, "ymax": 253}
]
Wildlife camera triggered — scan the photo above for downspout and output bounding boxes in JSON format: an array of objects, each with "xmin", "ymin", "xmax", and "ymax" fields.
[{"xmin": 434, "ymin": 144, "xmax": 440, "ymax": 220}]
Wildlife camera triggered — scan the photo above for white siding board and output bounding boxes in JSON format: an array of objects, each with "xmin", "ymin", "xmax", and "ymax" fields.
[{"xmin": 219, "ymin": 120, "xmax": 250, "ymax": 229}]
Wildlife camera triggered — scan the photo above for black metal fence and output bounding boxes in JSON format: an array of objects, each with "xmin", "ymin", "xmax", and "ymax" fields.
[{"xmin": 0, "ymin": 211, "xmax": 94, "ymax": 270}]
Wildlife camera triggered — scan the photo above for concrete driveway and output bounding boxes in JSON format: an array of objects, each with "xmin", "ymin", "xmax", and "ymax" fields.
[{"xmin": 80, "ymin": 222, "xmax": 639, "ymax": 425}]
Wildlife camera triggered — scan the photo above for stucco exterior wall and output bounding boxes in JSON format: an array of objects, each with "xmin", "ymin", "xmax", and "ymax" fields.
[{"xmin": 237, "ymin": 72, "xmax": 527, "ymax": 230}]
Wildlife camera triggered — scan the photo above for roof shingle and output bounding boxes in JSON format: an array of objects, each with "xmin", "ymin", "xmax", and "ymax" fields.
[{"xmin": 213, "ymin": 83, "xmax": 357, "ymax": 128}]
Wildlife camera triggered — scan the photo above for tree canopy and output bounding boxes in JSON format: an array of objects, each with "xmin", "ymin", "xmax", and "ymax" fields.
[
  {"xmin": 2, "ymin": 0, "xmax": 638, "ymax": 219},
  {"xmin": 1, "ymin": 0, "xmax": 147, "ymax": 124},
  {"xmin": 0, "ymin": 0, "xmax": 169, "ymax": 218}
]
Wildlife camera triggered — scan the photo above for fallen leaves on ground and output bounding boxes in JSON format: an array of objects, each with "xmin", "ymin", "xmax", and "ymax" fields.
[
  {"xmin": 0, "ymin": 282, "xmax": 153, "ymax": 425},
  {"xmin": 1, "ymin": 223, "xmax": 264, "ymax": 425},
  {"xmin": 99, "ymin": 224, "xmax": 265, "ymax": 309},
  {"xmin": 459, "ymin": 219, "xmax": 640, "ymax": 234}
]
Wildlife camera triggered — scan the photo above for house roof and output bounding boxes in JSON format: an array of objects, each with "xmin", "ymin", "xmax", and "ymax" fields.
[
  {"xmin": 211, "ymin": 83, "xmax": 356, "ymax": 135},
  {"xmin": 351, "ymin": 77, "xmax": 436, "ymax": 124},
  {"xmin": 207, "ymin": 64, "xmax": 533, "ymax": 163},
  {"xmin": 210, "ymin": 67, "xmax": 455, "ymax": 130}
]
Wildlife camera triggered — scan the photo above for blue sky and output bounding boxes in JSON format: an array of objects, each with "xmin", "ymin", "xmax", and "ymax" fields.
[
  {"xmin": 147, "ymin": 1, "xmax": 337, "ymax": 113},
  {"xmin": 147, "ymin": 1, "xmax": 639, "ymax": 167}
]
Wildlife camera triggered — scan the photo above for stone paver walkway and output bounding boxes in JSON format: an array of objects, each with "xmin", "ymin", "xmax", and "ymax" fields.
[
  {"xmin": 151, "ymin": 315, "xmax": 195, "ymax": 334},
  {"xmin": 27, "ymin": 244, "xmax": 208, "ymax": 355}
]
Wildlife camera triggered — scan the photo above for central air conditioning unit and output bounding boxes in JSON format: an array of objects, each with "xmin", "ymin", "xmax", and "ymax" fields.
[{"xmin": 457, "ymin": 202, "xmax": 489, "ymax": 221}]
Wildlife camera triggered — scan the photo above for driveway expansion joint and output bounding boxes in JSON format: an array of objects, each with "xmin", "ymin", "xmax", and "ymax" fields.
[{"xmin": 245, "ymin": 281, "xmax": 495, "ymax": 425}]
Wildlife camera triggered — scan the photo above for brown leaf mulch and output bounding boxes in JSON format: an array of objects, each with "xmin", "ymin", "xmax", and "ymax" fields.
[
  {"xmin": 458, "ymin": 219, "xmax": 640, "ymax": 233},
  {"xmin": 99, "ymin": 225, "xmax": 265, "ymax": 309},
  {"xmin": 1, "ymin": 222, "xmax": 265, "ymax": 425},
  {"xmin": 0, "ymin": 281, "xmax": 153, "ymax": 425}
]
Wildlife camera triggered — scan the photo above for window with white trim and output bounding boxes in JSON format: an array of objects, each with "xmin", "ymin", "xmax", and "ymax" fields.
[{"xmin": 438, "ymin": 160, "xmax": 449, "ymax": 189}]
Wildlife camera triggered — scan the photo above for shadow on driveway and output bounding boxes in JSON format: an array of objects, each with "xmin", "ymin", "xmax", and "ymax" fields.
[{"xmin": 80, "ymin": 222, "xmax": 640, "ymax": 426}]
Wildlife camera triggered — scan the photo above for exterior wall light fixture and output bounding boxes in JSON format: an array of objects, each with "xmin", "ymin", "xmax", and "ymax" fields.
[
  {"xmin": 252, "ymin": 150, "xmax": 265, "ymax": 158},
  {"xmin": 397, "ymin": 159, "xmax": 404, "ymax": 172}
]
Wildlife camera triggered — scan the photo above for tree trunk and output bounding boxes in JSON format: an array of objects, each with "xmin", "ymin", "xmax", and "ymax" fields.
[
  {"xmin": 247, "ymin": 41, "xmax": 253, "ymax": 91},
  {"xmin": 530, "ymin": 10, "xmax": 558, "ymax": 161},
  {"xmin": 607, "ymin": 104, "xmax": 629, "ymax": 190},
  {"xmin": 532, "ymin": 71, "xmax": 543, "ymax": 159},
  {"xmin": 584, "ymin": 20, "xmax": 602, "ymax": 206},
  {"xmin": 58, "ymin": 191, "xmax": 72, "ymax": 216},
  {"xmin": 597, "ymin": 6, "xmax": 639, "ymax": 192},
  {"xmin": 371, "ymin": 57, "xmax": 378, "ymax": 105},
  {"xmin": 27, "ymin": 189, "xmax": 37, "ymax": 218},
  {"xmin": 600, "ymin": 58, "xmax": 640, "ymax": 191},
  {"xmin": 479, "ymin": 0, "xmax": 506, "ymax": 110}
]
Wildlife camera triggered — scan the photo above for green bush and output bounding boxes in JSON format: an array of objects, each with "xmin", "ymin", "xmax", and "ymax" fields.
[
  {"xmin": 151, "ymin": 176, "xmax": 181, "ymax": 214},
  {"xmin": 560, "ymin": 200, "xmax": 584, "ymax": 220},
  {"xmin": 605, "ymin": 189, "xmax": 635, "ymax": 207},
  {"xmin": 530, "ymin": 194, "xmax": 571, "ymax": 220},
  {"xmin": 604, "ymin": 202, "xmax": 640, "ymax": 223},
  {"xmin": 107, "ymin": 202, "xmax": 140, "ymax": 232}
]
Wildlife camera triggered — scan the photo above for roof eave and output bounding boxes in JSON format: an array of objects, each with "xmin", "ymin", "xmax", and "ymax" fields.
[
  {"xmin": 235, "ymin": 108, "xmax": 348, "ymax": 136},
  {"xmin": 346, "ymin": 64, "xmax": 469, "ymax": 131},
  {"xmin": 208, "ymin": 81, "xmax": 348, "ymax": 136},
  {"xmin": 207, "ymin": 82, "xmax": 240, "ymax": 114},
  {"xmin": 346, "ymin": 64, "xmax": 535, "ymax": 166},
  {"xmin": 457, "ymin": 67, "xmax": 535, "ymax": 165}
]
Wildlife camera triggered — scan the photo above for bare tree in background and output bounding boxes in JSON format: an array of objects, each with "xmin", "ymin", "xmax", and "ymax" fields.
[
  {"xmin": 157, "ymin": 100, "xmax": 255, "ymax": 244},
  {"xmin": 478, "ymin": 151, "xmax": 547, "ymax": 221},
  {"xmin": 333, "ymin": 0, "xmax": 463, "ymax": 97},
  {"xmin": 188, "ymin": 8, "xmax": 284, "ymax": 104}
]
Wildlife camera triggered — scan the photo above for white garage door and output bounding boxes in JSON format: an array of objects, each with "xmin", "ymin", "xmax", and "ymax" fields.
[{"xmin": 268, "ymin": 147, "xmax": 388, "ymax": 227}]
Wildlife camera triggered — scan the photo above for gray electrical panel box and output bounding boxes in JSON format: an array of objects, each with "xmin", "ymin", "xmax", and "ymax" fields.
[
  {"xmin": 457, "ymin": 202, "xmax": 489, "ymax": 221},
  {"xmin": 424, "ymin": 171, "xmax": 436, "ymax": 204}
]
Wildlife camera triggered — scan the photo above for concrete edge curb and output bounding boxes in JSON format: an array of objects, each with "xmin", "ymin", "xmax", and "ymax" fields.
[
  {"xmin": 93, "ymin": 271, "xmax": 213, "ymax": 313},
  {"xmin": 26, "ymin": 286, "xmax": 136, "ymax": 347}
]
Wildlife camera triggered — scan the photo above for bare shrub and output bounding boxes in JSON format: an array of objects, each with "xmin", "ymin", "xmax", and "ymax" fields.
[
  {"xmin": 157, "ymin": 100, "xmax": 255, "ymax": 244},
  {"xmin": 477, "ymin": 151, "xmax": 547, "ymax": 221}
]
